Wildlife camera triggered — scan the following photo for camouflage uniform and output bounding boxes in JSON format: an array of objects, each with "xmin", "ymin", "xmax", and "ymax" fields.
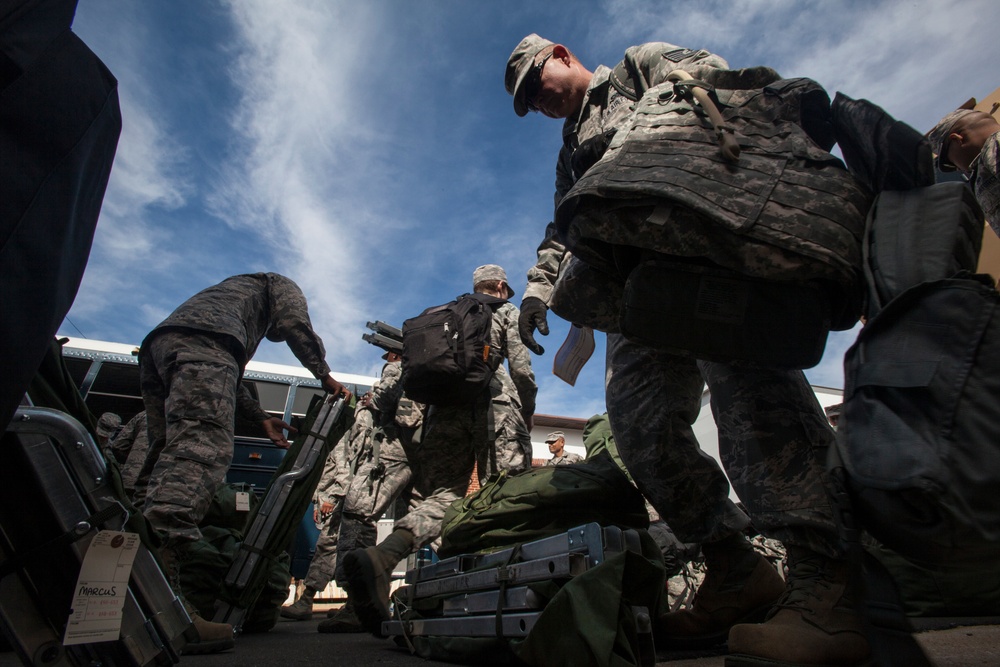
[
  {"xmin": 334, "ymin": 361, "xmax": 419, "ymax": 584},
  {"xmin": 545, "ymin": 451, "xmax": 583, "ymax": 466},
  {"xmin": 108, "ymin": 410, "xmax": 150, "ymax": 495},
  {"xmin": 392, "ymin": 301, "xmax": 535, "ymax": 547},
  {"xmin": 527, "ymin": 43, "xmax": 842, "ymax": 557},
  {"xmin": 301, "ymin": 402, "xmax": 372, "ymax": 592},
  {"xmin": 136, "ymin": 273, "xmax": 332, "ymax": 549},
  {"xmin": 973, "ymin": 131, "xmax": 1000, "ymax": 236}
]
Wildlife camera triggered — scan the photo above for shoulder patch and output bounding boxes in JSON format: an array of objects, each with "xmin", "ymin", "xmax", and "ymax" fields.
[{"xmin": 662, "ymin": 48, "xmax": 697, "ymax": 63}]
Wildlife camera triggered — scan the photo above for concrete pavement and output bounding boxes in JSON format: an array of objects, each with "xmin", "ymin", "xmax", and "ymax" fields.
[{"xmin": 1, "ymin": 611, "xmax": 997, "ymax": 666}]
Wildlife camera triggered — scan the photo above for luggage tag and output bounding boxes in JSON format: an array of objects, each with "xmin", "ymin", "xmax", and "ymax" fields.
[
  {"xmin": 63, "ymin": 530, "xmax": 140, "ymax": 645},
  {"xmin": 553, "ymin": 324, "xmax": 596, "ymax": 386},
  {"xmin": 236, "ymin": 490, "xmax": 252, "ymax": 512}
]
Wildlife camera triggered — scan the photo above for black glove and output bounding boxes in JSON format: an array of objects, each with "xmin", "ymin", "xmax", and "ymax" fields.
[
  {"xmin": 571, "ymin": 128, "xmax": 616, "ymax": 180},
  {"xmin": 518, "ymin": 297, "xmax": 549, "ymax": 355}
]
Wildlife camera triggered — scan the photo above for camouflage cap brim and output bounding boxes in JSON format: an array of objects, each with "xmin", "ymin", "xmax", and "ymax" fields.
[{"xmin": 505, "ymin": 34, "xmax": 554, "ymax": 117}]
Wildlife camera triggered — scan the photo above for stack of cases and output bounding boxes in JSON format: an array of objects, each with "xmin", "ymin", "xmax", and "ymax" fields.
[{"xmin": 383, "ymin": 522, "xmax": 652, "ymax": 654}]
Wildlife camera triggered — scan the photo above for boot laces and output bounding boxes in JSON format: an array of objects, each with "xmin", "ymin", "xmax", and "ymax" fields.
[{"xmin": 773, "ymin": 553, "xmax": 832, "ymax": 612}]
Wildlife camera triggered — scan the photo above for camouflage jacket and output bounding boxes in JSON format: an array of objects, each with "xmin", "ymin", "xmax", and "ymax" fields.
[
  {"xmin": 148, "ymin": 272, "xmax": 331, "ymax": 379},
  {"xmin": 525, "ymin": 43, "xmax": 728, "ymax": 306},
  {"xmin": 530, "ymin": 44, "xmax": 870, "ymax": 332},
  {"xmin": 491, "ymin": 301, "xmax": 537, "ymax": 417},
  {"xmin": 973, "ymin": 130, "xmax": 1000, "ymax": 236}
]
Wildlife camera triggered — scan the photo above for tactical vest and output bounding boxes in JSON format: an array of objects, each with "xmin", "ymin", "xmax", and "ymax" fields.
[{"xmin": 555, "ymin": 69, "xmax": 873, "ymax": 333}]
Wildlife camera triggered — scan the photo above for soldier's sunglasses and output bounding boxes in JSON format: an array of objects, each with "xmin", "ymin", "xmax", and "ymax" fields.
[{"xmin": 524, "ymin": 52, "xmax": 553, "ymax": 113}]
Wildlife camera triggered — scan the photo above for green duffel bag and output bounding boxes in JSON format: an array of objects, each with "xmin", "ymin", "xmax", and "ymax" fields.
[{"xmin": 438, "ymin": 451, "xmax": 649, "ymax": 558}]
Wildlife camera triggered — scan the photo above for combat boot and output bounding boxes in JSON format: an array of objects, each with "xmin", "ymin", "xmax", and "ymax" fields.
[
  {"xmin": 158, "ymin": 545, "xmax": 235, "ymax": 654},
  {"xmin": 317, "ymin": 600, "xmax": 363, "ymax": 633},
  {"xmin": 658, "ymin": 533, "xmax": 785, "ymax": 649},
  {"xmin": 180, "ymin": 601, "xmax": 236, "ymax": 655},
  {"xmin": 726, "ymin": 547, "xmax": 870, "ymax": 666},
  {"xmin": 342, "ymin": 528, "xmax": 415, "ymax": 637},
  {"xmin": 280, "ymin": 586, "xmax": 317, "ymax": 620}
]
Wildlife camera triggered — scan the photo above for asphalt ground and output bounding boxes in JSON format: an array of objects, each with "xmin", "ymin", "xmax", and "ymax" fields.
[{"xmin": 2, "ymin": 610, "xmax": 998, "ymax": 666}]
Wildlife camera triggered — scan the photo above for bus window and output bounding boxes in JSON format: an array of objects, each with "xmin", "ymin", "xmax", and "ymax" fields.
[{"xmin": 85, "ymin": 361, "xmax": 144, "ymax": 423}]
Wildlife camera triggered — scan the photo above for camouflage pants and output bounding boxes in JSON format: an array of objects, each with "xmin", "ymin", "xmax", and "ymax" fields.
[
  {"xmin": 137, "ymin": 331, "xmax": 239, "ymax": 548},
  {"xmin": 394, "ymin": 385, "xmax": 532, "ymax": 547},
  {"xmin": 605, "ymin": 333, "xmax": 840, "ymax": 557},
  {"xmin": 304, "ymin": 495, "xmax": 345, "ymax": 591},
  {"xmin": 333, "ymin": 430, "xmax": 413, "ymax": 585}
]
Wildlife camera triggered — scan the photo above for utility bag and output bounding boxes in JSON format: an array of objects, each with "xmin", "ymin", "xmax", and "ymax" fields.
[
  {"xmin": 861, "ymin": 182, "xmax": 984, "ymax": 319},
  {"xmin": 400, "ymin": 293, "xmax": 506, "ymax": 406},
  {"xmin": 833, "ymin": 274, "xmax": 1000, "ymax": 566},
  {"xmin": 438, "ymin": 451, "xmax": 649, "ymax": 558},
  {"xmin": 832, "ymin": 180, "xmax": 999, "ymax": 566},
  {"xmin": 555, "ymin": 73, "xmax": 871, "ymax": 326},
  {"xmin": 548, "ymin": 65, "xmax": 873, "ymax": 367},
  {"xmin": 619, "ymin": 257, "xmax": 833, "ymax": 369}
]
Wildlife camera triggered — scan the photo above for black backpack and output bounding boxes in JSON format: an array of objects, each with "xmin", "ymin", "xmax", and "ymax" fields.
[
  {"xmin": 831, "ymin": 182, "xmax": 999, "ymax": 567},
  {"xmin": 400, "ymin": 293, "xmax": 506, "ymax": 406}
]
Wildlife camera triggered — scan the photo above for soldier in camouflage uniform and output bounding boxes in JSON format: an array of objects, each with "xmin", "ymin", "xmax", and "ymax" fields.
[
  {"xmin": 543, "ymin": 430, "xmax": 582, "ymax": 466},
  {"xmin": 928, "ymin": 108, "xmax": 1000, "ymax": 235},
  {"xmin": 319, "ymin": 352, "xmax": 423, "ymax": 633},
  {"xmin": 280, "ymin": 389, "xmax": 377, "ymax": 622},
  {"xmin": 343, "ymin": 264, "xmax": 536, "ymax": 636},
  {"xmin": 506, "ymin": 36, "xmax": 868, "ymax": 667},
  {"xmin": 136, "ymin": 272, "xmax": 349, "ymax": 652}
]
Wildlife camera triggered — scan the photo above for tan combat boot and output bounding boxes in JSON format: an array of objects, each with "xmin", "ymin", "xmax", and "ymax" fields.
[
  {"xmin": 280, "ymin": 586, "xmax": 317, "ymax": 621},
  {"xmin": 342, "ymin": 528, "xmax": 414, "ymax": 637},
  {"xmin": 658, "ymin": 533, "xmax": 785, "ymax": 649},
  {"xmin": 158, "ymin": 545, "xmax": 235, "ymax": 654},
  {"xmin": 317, "ymin": 599, "xmax": 363, "ymax": 633},
  {"xmin": 726, "ymin": 547, "xmax": 870, "ymax": 666}
]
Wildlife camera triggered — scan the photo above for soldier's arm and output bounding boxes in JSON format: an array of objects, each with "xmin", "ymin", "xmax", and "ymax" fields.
[
  {"xmin": 503, "ymin": 304, "xmax": 537, "ymax": 419},
  {"xmin": 369, "ymin": 361, "xmax": 403, "ymax": 415},
  {"xmin": 267, "ymin": 276, "xmax": 334, "ymax": 380}
]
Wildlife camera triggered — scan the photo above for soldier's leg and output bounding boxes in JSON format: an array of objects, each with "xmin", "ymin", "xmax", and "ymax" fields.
[
  {"xmin": 282, "ymin": 497, "xmax": 346, "ymax": 620},
  {"xmin": 142, "ymin": 333, "xmax": 239, "ymax": 550},
  {"xmin": 605, "ymin": 334, "xmax": 783, "ymax": 648},
  {"xmin": 481, "ymin": 388, "xmax": 532, "ymax": 479},
  {"xmin": 138, "ymin": 332, "xmax": 237, "ymax": 652},
  {"xmin": 702, "ymin": 363, "xmax": 867, "ymax": 666},
  {"xmin": 699, "ymin": 362, "xmax": 840, "ymax": 556},
  {"xmin": 390, "ymin": 409, "xmax": 474, "ymax": 547},
  {"xmin": 605, "ymin": 334, "xmax": 748, "ymax": 542},
  {"xmin": 133, "ymin": 348, "xmax": 168, "ymax": 509},
  {"xmin": 343, "ymin": 408, "xmax": 474, "ymax": 635}
]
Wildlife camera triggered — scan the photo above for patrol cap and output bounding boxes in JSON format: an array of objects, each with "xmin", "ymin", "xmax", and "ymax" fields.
[
  {"xmin": 96, "ymin": 412, "xmax": 121, "ymax": 438},
  {"xmin": 473, "ymin": 264, "xmax": 515, "ymax": 298},
  {"xmin": 545, "ymin": 431, "xmax": 565, "ymax": 443},
  {"xmin": 505, "ymin": 33, "xmax": 555, "ymax": 117},
  {"xmin": 927, "ymin": 108, "xmax": 977, "ymax": 171}
]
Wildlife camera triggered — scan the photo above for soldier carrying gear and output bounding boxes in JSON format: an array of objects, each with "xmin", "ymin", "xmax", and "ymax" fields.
[{"xmin": 505, "ymin": 34, "xmax": 869, "ymax": 667}]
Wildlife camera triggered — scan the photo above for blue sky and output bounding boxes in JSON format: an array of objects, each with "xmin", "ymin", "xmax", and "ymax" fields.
[{"xmin": 63, "ymin": 0, "xmax": 999, "ymax": 419}]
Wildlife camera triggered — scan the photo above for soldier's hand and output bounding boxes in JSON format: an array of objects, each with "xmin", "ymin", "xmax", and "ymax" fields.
[
  {"xmin": 314, "ymin": 500, "xmax": 335, "ymax": 523},
  {"xmin": 322, "ymin": 374, "xmax": 352, "ymax": 400},
  {"xmin": 262, "ymin": 416, "xmax": 297, "ymax": 449},
  {"xmin": 519, "ymin": 297, "xmax": 549, "ymax": 355}
]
